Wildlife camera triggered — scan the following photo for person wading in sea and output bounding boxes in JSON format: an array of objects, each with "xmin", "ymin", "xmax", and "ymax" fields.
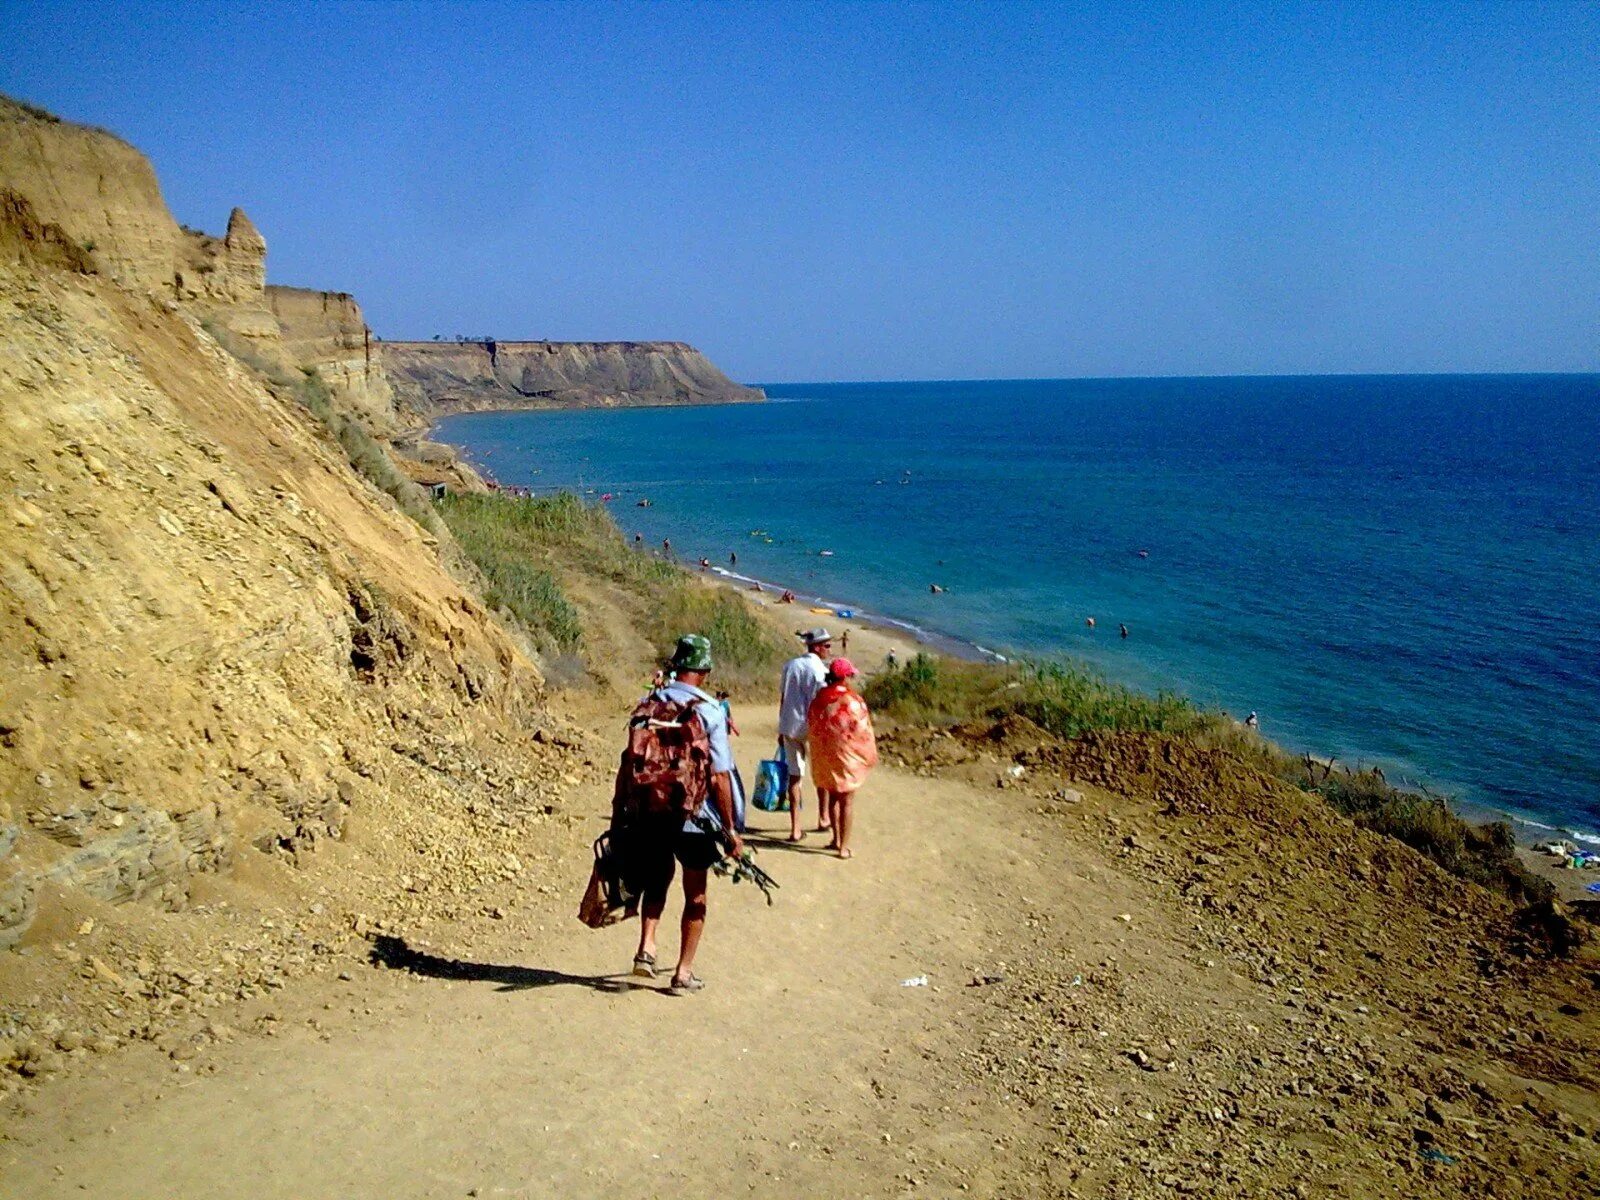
[{"xmin": 777, "ymin": 628, "xmax": 831, "ymax": 841}]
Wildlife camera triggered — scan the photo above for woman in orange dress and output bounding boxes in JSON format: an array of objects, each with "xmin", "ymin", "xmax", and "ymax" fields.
[{"xmin": 806, "ymin": 658, "xmax": 878, "ymax": 859}]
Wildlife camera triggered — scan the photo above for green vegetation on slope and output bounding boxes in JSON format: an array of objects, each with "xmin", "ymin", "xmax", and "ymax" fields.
[
  {"xmin": 1294, "ymin": 761, "xmax": 1549, "ymax": 902},
  {"xmin": 866, "ymin": 653, "xmax": 1549, "ymax": 904},
  {"xmin": 864, "ymin": 653, "xmax": 1211, "ymax": 739},
  {"xmin": 436, "ymin": 491, "xmax": 783, "ymax": 689}
]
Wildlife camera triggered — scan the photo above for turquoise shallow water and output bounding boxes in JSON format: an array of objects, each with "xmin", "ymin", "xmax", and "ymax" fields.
[{"xmin": 436, "ymin": 374, "xmax": 1600, "ymax": 840}]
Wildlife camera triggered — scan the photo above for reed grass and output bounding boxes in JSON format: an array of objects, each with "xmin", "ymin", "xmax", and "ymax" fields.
[{"xmin": 863, "ymin": 652, "xmax": 1209, "ymax": 739}]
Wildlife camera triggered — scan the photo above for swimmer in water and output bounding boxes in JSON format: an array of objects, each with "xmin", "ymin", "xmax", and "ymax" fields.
[
  {"xmin": 1086, "ymin": 617, "xmax": 1096, "ymax": 628},
  {"xmin": 1120, "ymin": 624, "xmax": 1129, "ymax": 639}
]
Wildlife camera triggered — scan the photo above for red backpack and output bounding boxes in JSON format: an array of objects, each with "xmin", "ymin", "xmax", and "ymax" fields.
[{"xmin": 612, "ymin": 694, "xmax": 712, "ymax": 823}]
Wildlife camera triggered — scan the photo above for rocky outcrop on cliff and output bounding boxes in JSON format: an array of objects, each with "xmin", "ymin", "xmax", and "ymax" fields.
[
  {"xmin": 0, "ymin": 97, "xmax": 181, "ymax": 295},
  {"xmin": 268, "ymin": 285, "xmax": 398, "ymax": 432},
  {"xmin": 382, "ymin": 339, "xmax": 763, "ymax": 414}
]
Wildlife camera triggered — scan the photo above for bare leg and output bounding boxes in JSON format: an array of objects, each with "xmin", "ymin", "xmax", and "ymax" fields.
[
  {"xmin": 834, "ymin": 791, "xmax": 855, "ymax": 858},
  {"xmin": 787, "ymin": 773, "xmax": 804, "ymax": 841},
  {"xmin": 637, "ymin": 876, "xmax": 669, "ymax": 961},
  {"xmin": 673, "ymin": 867, "xmax": 710, "ymax": 982},
  {"xmin": 816, "ymin": 785, "xmax": 832, "ymax": 832}
]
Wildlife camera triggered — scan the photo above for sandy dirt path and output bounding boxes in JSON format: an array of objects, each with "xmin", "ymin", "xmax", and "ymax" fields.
[{"xmin": 0, "ymin": 711, "xmax": 1091, "ymax": 1198}]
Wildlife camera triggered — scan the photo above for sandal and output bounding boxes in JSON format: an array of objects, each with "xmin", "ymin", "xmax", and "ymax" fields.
[
  {"xmin": 668, "ymin": 973, "xmax": 705, "ymax": 996},
  {"xmin": 632, "ymin": 952, "xmax": 657, "ymax": 979}
]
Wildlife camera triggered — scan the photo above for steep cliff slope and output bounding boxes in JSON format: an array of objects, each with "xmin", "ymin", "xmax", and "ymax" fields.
[
  {"xmin": 0, "ymin": 101, "xmax": 584, "ymax": 1078},
  {"xmin": 382, "ymin": 338, "xmax": 763, "ymax": 415}
]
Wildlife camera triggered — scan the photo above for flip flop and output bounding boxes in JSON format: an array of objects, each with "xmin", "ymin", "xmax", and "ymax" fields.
[
  {"xmin": 632, "ymin": 952, "xmax": 657, "ymax": 979},
  {"xmin": 668, "ymin": 973, "xmax": 705, "ymax": 996}
]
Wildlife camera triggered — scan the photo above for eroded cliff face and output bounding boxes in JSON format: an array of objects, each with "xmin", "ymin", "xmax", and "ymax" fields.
[
  {"xmin": 268, "ymin": 285, "xmax": 399, "ymax": 432},
  {"xmin": 0, "ymin": 98, "xmax": 185, "ymax": 297},
  {"xmin": 382, "ymin": 339, "xmax": 763, "ymax": 415},
  {"xmin": 0, "ymin": 99, "xmax": 587, "ymax": 1064}
]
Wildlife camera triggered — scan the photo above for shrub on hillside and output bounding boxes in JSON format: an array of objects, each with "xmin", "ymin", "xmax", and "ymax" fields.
[
  {"xmin": 646, "ymin": 585, "xmax": 784, "ymax": 694},
  {"xmin": 1306, "ymin": 766, "xmax": 1551, "ymax": 903},
  {"xmin": 864, "ymin": 653, "xmax": 1207, "ymax": 739},
  {"xmin": 866, "ymin": 652, "xmax": 1551, "ymax": 907}
]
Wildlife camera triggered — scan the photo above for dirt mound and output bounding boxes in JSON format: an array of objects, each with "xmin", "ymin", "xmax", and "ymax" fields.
[{"xmin": 878, "ymin": 719, "xmax": 1600, "ymax": 1195}]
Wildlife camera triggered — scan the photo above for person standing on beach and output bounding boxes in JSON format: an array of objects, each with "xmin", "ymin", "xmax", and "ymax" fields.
[
  {"xmin": 777, "ymin": 628, "xmax": 831, "ymax": 841},
  {"xmin": 807, "ymin": 658, "xmax": 878, "ymax": 860},
  {"xmin": 615, "ymin": 635, "xmax": 743, "ymax": 995}
]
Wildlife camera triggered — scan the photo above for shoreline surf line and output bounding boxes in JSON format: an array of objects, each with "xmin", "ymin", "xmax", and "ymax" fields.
[{"xmin": 698, "ymin": 565, "xmax": 1007, "ymax": 666}]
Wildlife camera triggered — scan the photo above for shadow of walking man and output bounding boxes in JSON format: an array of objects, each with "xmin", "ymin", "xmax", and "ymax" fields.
[{"xmin": 367, "ymin": 934, "xmax": 637, "ymax": 994}]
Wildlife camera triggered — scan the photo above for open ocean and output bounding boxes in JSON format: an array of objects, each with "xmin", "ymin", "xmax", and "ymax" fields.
[{"xmin": 436, "ymin": 375, "xmax": 1600, "ymax": 841}]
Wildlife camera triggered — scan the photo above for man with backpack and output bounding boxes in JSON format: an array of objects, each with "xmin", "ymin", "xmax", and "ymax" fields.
[{"xmin": 613, "ymin": 634, "xmax": 743, "ymax": 996}]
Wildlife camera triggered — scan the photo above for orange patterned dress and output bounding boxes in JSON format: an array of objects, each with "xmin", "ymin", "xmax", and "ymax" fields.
[{"xmin": 806, "ymin": 683, "xmax": 879, "ymax": 793}]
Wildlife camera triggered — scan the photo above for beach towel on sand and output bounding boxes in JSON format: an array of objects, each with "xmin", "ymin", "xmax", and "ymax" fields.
[{"xmin": 807, "ymin": 683, "xmax": 879, "ymax": 794}]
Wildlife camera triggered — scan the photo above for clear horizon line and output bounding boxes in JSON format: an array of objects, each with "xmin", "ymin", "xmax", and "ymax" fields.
[{"xmin": 749, "ymin": 368, "xmax": 1600, "ymax": 387}]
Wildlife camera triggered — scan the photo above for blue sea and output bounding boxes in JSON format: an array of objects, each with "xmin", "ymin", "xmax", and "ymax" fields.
[{"xmin": 436, "ymin": 375, "xmax": 1600, "ymax": 841}]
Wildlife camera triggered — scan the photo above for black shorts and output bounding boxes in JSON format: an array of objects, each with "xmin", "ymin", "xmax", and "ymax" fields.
[{"xmin": 622, "ymin": 818, "xmax": 722, "ymax": 891}]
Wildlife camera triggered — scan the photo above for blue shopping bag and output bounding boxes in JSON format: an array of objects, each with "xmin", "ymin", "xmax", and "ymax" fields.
[{"xmin": 752, "ymin": 743, "xmax": 789, "ymax": 812}]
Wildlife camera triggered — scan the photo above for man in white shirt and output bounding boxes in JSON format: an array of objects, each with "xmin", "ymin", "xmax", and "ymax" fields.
[{"xmin": 777, "ymin": 627, "xmax": 831, "ymax": 842}]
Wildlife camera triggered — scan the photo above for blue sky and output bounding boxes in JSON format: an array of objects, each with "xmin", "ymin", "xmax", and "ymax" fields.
[{"xmin": 3, "ymin": 0, "xmax": 1597, "ymax": 381}]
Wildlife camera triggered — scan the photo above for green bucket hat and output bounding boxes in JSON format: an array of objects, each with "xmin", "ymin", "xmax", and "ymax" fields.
[{"xmin": 669, "ymin": 633, "xmax": 714, "ymax": 673}]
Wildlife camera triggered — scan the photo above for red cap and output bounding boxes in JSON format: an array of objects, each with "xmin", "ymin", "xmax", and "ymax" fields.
[{"xmin": 829, "ymin": 657, "xmax": 859, "ymax": 679}]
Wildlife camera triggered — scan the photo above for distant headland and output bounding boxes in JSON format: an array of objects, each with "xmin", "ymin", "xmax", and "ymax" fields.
[{"xmin": 382, "ymin": 338, "xmax": 764, "ymax": 416}]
